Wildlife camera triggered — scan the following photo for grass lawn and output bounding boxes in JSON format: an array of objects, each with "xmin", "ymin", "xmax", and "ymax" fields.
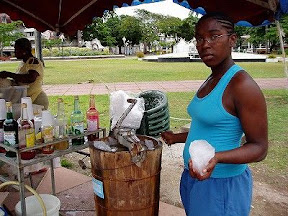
[
  {"xmin": 48, "ymin": 89, "xmax": 288, "ymax": 176},
  {"xmin": 1, "ymin": 58, "xmax": 286, "ymax": 84}
]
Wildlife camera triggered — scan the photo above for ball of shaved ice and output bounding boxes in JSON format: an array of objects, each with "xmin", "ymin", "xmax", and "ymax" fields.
[{"xmin": 189, "ymin": 140, "xmax": 215, "ymax": 176}]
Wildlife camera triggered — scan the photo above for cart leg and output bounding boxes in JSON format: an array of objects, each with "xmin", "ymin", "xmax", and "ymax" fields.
[
  {"xmin": 50, "ymin": 159, "xmax": 56, "ymax": 195},
  {"xmin": 17, "ymin": 167, "xmax": 27, "ymax": 216}
]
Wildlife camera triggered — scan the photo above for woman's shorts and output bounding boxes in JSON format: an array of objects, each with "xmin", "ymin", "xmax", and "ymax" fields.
[{"xmin": 180, "ymin": 167, "xmax": 252, "ymax": 216}]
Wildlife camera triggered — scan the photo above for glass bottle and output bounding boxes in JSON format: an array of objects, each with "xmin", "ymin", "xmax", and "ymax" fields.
[
  {"xmin": 3, "ymin": 102, "xmax": 18, "ymax": 157},
  {"xmin": 41, "ymin": 110, "xmax": 54, "ymax": 154},
  {"xmin": 86, "ymin": 94, "xmax": 99, "ymax": 141},
  {"xmin": 71, "ymin": 96, "xmax": 84, "ymax": 145},
  {"xmin": 54, "ymin": 98, "xmax": 69, "ymax": 150},
  {"xmin": 0, "ymin": 99, "xmax": 6, "ymax": 153},
  {"xmin": 18, "ymin": 103, "xmax": 36, "ymax": 160}
]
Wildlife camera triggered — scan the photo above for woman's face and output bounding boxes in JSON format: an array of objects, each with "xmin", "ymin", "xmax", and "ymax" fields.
[
  {"xmin": 195, "ymin": 17, "xmax": 236, "ymax": 68},
  {"xmin": 14, "ymin": 45, "xmax": 25, "ymax": 59}
]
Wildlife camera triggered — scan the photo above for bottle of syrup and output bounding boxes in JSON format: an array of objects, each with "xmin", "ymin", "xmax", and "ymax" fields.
[
  {"xmin": 54, "ymin": 98, "xmax": 69, "ymax": 150},
  {"xmin": 3, "ymin": 102, "xmax": 18, "ymax": 157},
  {"xmin": 41, "ymin": 110, "xmax": 54, "ymax": 154},
  {"xmin": 86, "ymin": 94, "xmax": 99, "ymax": 141},
  {"xmin": 71, "ymin": 96, "xmax": 84, "ymax": 145},
  {"xmin": 18, "ymin": 103, "xmax": 36, "ymax": 160}
]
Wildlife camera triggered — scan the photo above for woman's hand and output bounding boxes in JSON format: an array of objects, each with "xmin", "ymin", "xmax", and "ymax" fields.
[
  {"xmin": 188, "ymin": 156, "xmax": 218, "ymax": 181},
  {"xmin": 160, "ymin": 130, "xmax": 175, "ymax": 146}
]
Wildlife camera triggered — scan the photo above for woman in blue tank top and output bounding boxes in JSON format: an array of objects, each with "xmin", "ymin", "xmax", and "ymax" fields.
[{"xmin": 161, "ymin": 12, "xmax": 268, "ymax": 216}]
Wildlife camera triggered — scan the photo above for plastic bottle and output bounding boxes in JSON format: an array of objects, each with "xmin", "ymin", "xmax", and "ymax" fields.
[
  {"xmin": 3, "ymin": 102, "xmax": 18, "ymax": 157},
  {"xmin": 54, "ymin": 98, "xmax": 69, "ymax": 150},
  {"xmin": 71, "ymin": 96, "xmax": 84, "ymax": 145},
  {"xmin": 21, "ymin": 97, "xmax": 34, "ymax": 124},
  {"xmin": 18, "ymin": 103, "xmax": 36, "ymax": 160},
  {"xmin": 41, "ymin": 110, "xmax": 54, "ymax": 154},
  {"xmin": 86, "ymin": 94, "xmax": 99, "ymax": 141},
  {"xmin": 0, "ymin": 99, "xmax": 6, "ymax": 153}
]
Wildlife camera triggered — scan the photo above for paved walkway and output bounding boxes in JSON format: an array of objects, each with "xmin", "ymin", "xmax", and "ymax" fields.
[{"xmin": 43, "ymin": 78, "xmax": 288, "ymax": 96}]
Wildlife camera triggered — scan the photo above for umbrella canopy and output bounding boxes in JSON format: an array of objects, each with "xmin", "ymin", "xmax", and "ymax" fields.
[
  {"xmin": 174, "ymin": 0, "xmax": 288, "ymax": 26},
  {"xmin": 0, "ymin": 0, "xmax": 140, "ymax": 35}
]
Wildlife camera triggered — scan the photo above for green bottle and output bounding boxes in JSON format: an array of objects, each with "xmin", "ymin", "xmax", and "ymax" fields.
[
  {"xmin": 71, "ymin": 96, "xmax": 84, "ymax": 145},
  {"xmin": 4, "ymin": 102, "xmax": 18, "ymax": 157}
]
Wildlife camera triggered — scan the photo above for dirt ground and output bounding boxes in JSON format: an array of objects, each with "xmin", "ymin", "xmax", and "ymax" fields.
[{"xmin": 64, "ymin": 142, "xmax": 288, "ymax": 216}]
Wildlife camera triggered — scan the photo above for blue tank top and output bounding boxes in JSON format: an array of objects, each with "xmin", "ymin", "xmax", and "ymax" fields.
[{"xmin": 183, "ymin": 64, "xmax": 247, "ymax": 178}]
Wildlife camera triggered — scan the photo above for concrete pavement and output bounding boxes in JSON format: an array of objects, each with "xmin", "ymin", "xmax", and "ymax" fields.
[{"xmin": 43, "ymin": 78, "xmax": 287, "ymax": 96}]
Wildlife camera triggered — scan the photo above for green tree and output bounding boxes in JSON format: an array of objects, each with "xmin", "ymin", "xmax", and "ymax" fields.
[
  {"xmin": 0, "ymin": 21, "xmax": 24, "ymax": 56},
  {"xmin": 135, "ymin": 9, "xmax": 161, "ymax": 53},
  {"xmin": 178, "ymin": 13, "xmax": 198, "ymax": 41},
  {"xmin": 119, "ymin": 15, "xmax": 142, "ymax": 46},
  {"xmin": 82, "ymin": 11, "xmax": 121, "ymax": 51}
]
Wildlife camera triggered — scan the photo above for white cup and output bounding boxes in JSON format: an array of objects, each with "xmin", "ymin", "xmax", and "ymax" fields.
[
  {"xmin": 21, "ymin": 97, "xmax": 34, "ymax": 121},
  {"xmin": 0, "ymin": 99, "xmax": 6, "ymax": 120},
  {"xmin": 41, "ymin": 110, "xmax": 54, "ymax": 127}
]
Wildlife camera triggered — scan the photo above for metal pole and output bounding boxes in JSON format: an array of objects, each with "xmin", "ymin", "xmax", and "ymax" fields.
[
  {"xmin": 34, "ymin": 30, "xmax": 44, "ymax": 66},
  {"xmin": 276, "ymin": 20, "xmax": 288, "ymax": 82}
]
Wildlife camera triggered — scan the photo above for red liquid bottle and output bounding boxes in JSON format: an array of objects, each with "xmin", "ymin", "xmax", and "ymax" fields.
[
  {"xmin": 18, "ymin": 103, "xmax": 36, "ymax": 160},
  {"xmin": 86, "ymin": 95, "xmax": 99, "ymax": 141}
]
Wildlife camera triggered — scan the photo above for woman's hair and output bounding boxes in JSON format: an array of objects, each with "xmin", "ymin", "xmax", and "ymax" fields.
[
  {"xmin": 196, "ymin": 12, "xmax": 235, "ymax": 34},
  {"xmin": 15, "ymin": 38, "xmax": 32, "ymax": 52}
]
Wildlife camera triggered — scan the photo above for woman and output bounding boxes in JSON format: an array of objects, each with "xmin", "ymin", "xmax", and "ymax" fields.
[
  {"xmin": 161, "ymin": 12, "xmax": 268, "ymax": 216},
  {"xmin": 0, "ymin": 38, "xmax": 49, "ymax": 109}
]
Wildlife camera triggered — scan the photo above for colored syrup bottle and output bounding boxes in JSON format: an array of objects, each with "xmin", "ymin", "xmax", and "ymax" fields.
[
  {"xmin": 54, "ymin": 98, "xmax": 69, "ymax": 150},
  {"xmin": 0, "ymin": 99, "xmax": 6, "ymax": 153},
  {"xmin": 18, "ymin": 103, "xmax": 36, "ymax": 160},
  {"xmin": 41, "ymin": 110, "xmax": 54, "ymax": 154},
  {"xmin": 3, "ymin": 102, "xmax": 18, "ymax": 157},
  {"xmin": 71, "ymin": 96, "xmax": 84, "ymax": 145},
  {"xmin": 86, "ymin": 95, "xmax": 99, "ymax": 141}
]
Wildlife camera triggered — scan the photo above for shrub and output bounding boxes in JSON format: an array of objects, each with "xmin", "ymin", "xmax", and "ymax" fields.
[
  {"xmin": 61, "ymin": 158, "xmax": 73, "ymax": 168},
  {"xmin": 136, "ymin": 51, "xmax": 144, "ymax": 58},
  {"xmin": 42, "ymin": 47, "xmax": 109, "ymax": 57},
  {"xmin": 268, "ymin": 54, "xmax": 276, "ymax": 59}
]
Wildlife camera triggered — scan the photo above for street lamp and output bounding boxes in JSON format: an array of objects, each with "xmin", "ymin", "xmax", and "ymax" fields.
[{"xmin": 122, "ymin": 37, "xmax": 126, "ymax": 55}]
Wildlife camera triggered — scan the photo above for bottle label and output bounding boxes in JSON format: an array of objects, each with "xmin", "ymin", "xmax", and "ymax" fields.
[
  {"xmin": 54, "ymin": 125, "xmax": 66, "ymax": 139},
  {"xmin": 4, "ymin": 131, "xmax": 16, "ymax": 146},
  {"xmin": 42, "ymin": 127, "xmax": 54, "ymax": 143},
  {"xmin": 0, "ymin": 128, "xmax": 3, "ymax": 143},
  {"xmin": 72, "ymin": 122, "xmax": 84, "ymax": 135},
  {"xmin": 26, "ymin": 131, "xmax": 35, "ymax": 148},
  {"xmin": 87, "ymin": 119, "xmax": 98, "ymax": 131}
]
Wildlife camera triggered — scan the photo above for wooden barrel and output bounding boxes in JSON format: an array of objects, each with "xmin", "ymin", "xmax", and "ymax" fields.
[{"xmin": 89, "ymin": 135, "xmax": 162, "ymax": 216}]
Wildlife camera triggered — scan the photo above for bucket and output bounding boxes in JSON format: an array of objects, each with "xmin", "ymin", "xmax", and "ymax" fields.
[
  {"xmin": 15, "ymin": 194, "xmax": 60, "ymax": 216},
  {"xmin": 89, "ymin": 135, "xmax": 162, "ymax": 216}
]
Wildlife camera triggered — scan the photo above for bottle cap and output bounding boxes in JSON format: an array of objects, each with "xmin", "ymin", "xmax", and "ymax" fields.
[
  {"xmin": 0, "ymin": 99, "xmax": 6, "ymax": 120},
  {"xmin": 41, "ymin": 110, "xmax": 54, "ymax": 126},
  {"xmin": 21, "ymin": 97, "xmax": 34, "ymax": 120}
]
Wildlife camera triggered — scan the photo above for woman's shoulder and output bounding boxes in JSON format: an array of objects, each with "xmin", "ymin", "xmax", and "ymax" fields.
[{"xmin": 230, "ymin": 70, "xmax": 263, "ymax": 99}]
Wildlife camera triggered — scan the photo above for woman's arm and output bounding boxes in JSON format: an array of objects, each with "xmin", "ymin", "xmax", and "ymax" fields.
[
  {"xmin": 216, "ymin": 72, "xmax": 268, "ymax": 164},
  {"xmin": 161, "ymin": 131, "xmax": 188, "ymax": 145},
  {"xmin": 0, "ymin": 70, "xmax": 39, "ymax": 84}
]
